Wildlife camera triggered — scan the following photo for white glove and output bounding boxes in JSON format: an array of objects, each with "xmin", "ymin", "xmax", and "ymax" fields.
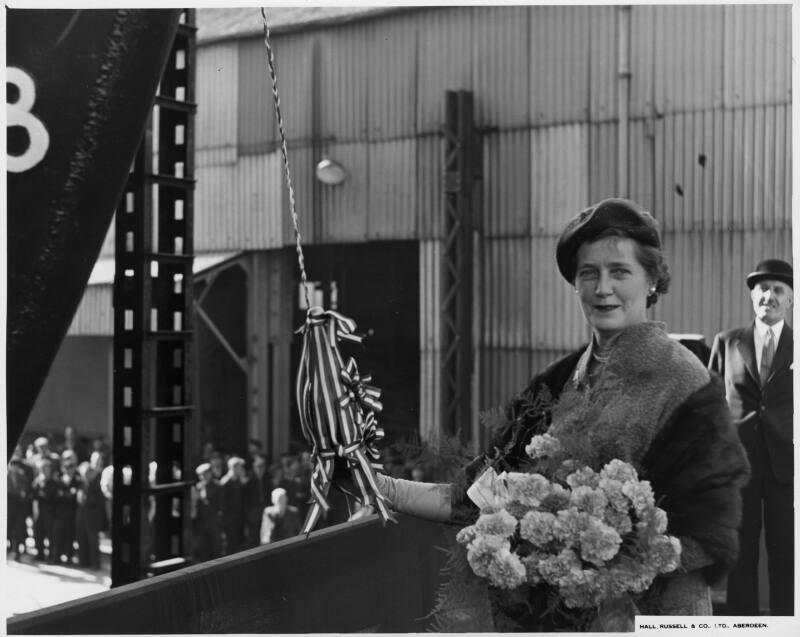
[{"xmin": 374, "ymin": 472, "xmax": 452, "ymax": 522}]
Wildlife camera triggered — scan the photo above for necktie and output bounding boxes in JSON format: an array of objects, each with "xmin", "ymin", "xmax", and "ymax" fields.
[{"xmin": 760, "ymin": 328, "xmax": 775, "ymax": 385}]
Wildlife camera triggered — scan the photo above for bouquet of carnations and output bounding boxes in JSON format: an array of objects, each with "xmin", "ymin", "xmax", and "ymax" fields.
[{"xmin": 455, "ymin": 433, "xmax": 681, "ymax": 630}]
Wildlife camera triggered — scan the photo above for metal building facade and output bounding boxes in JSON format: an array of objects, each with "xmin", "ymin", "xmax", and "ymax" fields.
[
  {"xmin": 191, "ymin": 4, "xmax": 791, "ymax": 442},
  {"xmin": 70, "ymin": 4, "xmax": 790, "ymax": 449}
]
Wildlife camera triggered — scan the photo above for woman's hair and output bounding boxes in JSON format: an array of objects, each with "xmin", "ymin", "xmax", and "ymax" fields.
[{"xmin": 590, "ymin": 228, "xmax": 671, "ymax": 308}]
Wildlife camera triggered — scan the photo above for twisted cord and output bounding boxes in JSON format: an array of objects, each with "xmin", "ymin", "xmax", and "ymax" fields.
[{"xmin": 261, "ymin": 8, "xmax": 311, "ymax": 310}]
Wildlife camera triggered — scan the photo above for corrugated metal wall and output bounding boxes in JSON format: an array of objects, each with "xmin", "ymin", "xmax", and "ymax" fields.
[
  {"xmin": 195, "ymin": 151, "xmax": 284, "ymax": 251},
  {"xmin": 68, "ymin": 284, "xmax": 114, "ymax": 335},
  {"xmin": 367, "ymin": 139, "xmax": 417, "ymax": 239},
  {"xmin": 318, "ymin": 21, "xmax": 370, "ymax": 142},
  {"xmin": 190, "ymin": 4, "xmax": 793, "ymax": 436},
  {"xmin": 199, "ymin": 41, "xmax": 239, "ymax": 158},
  {"xmin": 653, "ymin": 105, "xmax": 792, "ymax": 233},
  {"xmin": 415, "ymin": 8, "xmax": 473, "ymax": 134},
  {"xmin": 366, "ymin": 12, "xmax": 418, "ymax": 141},
  {"xmin": 529, "ymin": 6, "xmax": 592, "ymax": 126},
  {"xmin": 656, "ymin": 229, "xmax": 794, "ymax": 342},
  {"xmin": 419, "ymin": 240, "xmax": 442, "ymax": 443},
  {"xmin": 531, "ymin": 125, "xmax": 590, "ymax": 235}
]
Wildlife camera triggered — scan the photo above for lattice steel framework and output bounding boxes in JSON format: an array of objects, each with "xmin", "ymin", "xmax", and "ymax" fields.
[
  {"xmin": 441, "ymin": 90, "xmax": 480, "ymax": 439},
  {"xmin": 112, "ymin": 9, "xmax": 197, "ymax": 586}
]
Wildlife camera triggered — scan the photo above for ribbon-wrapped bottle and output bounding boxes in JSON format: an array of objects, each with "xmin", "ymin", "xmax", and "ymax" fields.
[{"xmin": 295, "ymin": 306, "xmax": 396, "ymax": 532}]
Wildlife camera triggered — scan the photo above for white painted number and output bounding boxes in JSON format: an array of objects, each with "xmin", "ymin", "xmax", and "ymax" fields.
[{"xmin": 7, "ymin": 67, "xmax": 50, "ymax": 173}]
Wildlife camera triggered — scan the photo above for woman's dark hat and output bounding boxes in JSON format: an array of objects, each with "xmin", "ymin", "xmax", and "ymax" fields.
[
  {"xmin": 746, "ymin": 259, "xmax": 793, "ymax": 289},
  {"xmin": 556, "ymin": 198, "xmax": 661, "ymax": 282}
]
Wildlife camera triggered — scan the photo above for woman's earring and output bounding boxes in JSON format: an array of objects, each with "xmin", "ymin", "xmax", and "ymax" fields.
[{"xmin": 649, "ymin": 286, "xmax": 656, "ymax": 294}]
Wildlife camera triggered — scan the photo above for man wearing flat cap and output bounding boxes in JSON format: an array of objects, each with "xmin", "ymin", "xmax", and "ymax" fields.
[{"xmin": 709, "ymin": 259, "xmax": 794, "ymax": 616}]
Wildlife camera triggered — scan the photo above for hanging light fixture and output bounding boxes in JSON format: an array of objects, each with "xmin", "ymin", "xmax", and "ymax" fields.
[{"xmin": 315, "ymin": 158, "xmax": 348, "ymax": 186}]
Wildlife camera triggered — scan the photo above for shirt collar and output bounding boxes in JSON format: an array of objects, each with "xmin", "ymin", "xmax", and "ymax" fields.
[{"xmin": 755, "ymin": 318, "xmax": 784, "ymax": 342}]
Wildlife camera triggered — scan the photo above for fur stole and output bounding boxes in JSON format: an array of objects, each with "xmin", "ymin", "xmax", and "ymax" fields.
[
  {"xmin": 459, "ymin": 323, "xmax": 751, "ymax": 585},
  {"xmin": 641, "ymin": 375, "xmax": 750, "ymax": 584},
  {"xmin": 549, "ymin": 322, "xmax": 711, "ymax": 472}
]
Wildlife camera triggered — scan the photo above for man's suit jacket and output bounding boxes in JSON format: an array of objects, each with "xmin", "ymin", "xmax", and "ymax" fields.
[{"xmin": 709, "ymin": 323, "xmax": 793, "ymax": 484}]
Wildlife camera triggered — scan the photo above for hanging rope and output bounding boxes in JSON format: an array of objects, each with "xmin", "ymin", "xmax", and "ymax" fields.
[
  {"xmin": 259, "ymin": 9, "xmax": 395, "ymax": 532},
  {"xmin": 260, "ymin": 7, "xmax": 310, "ymax": 311}
]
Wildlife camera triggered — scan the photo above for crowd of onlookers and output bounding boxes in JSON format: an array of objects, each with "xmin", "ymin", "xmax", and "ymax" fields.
[
  {"xmin": 8, "ymin": 429, "xmax": 434, "ymax": 570},
  {"xmin": 7, "ymin": 427, "xmax": 109, "ymax": 569},
  {"xmin": 188, "ymin": 440, "xmax": 314, "ymax": 561},
  {"xmin": 187, "ymin": 440, "xmax": 434, "ymax": 562}
]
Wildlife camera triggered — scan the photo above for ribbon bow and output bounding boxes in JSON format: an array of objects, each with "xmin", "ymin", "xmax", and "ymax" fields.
[
  {"xmin": 339, "ymin": 358, "xmax": 383, "ymax": 415},
  {"xmin": 295, "ymin": 306, "xmax": 396, "ymax": 532},
  {"xmin": 359, "ymin": 411, "xmax": 384, "ymax": 466}
]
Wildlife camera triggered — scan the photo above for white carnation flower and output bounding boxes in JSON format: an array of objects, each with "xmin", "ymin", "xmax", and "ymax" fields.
[
  {"xmin": 506, "ymin": 472, "xmax": 552, "ymax": 506},
  {"xmin": 520, "ymin": 510, "xmax": 558, "ymax": 546},
  {"xmin": 600, "ymin": 459, "xmax": 639, "ymax": 483},
  {"xmin": 524, "ymin": 433, "xmax": 562, "ymax": 460},
  {"xmin": 475, "ymin": 508, "xmax": 518, "ymax": 538}
]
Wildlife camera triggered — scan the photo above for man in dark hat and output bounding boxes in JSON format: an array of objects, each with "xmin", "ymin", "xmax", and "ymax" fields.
[{"xmin": 709, "ymin": 258, "xmax": 794, "ymax": 616}]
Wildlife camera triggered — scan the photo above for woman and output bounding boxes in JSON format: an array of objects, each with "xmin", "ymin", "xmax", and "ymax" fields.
[{"xmin": 375, "ymin": 198, "xmax": 750, "ymax": 620}]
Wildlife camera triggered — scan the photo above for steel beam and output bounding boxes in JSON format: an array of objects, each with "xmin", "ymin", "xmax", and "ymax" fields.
[{"xmin": 440, "ymin": 91, "xmax": 480, "ymax": 440}]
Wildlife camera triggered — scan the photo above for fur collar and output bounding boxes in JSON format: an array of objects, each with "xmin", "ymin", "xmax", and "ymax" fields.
[{"xmin": 549, "ymin": 322, "xmax": 711, "ymax": 471}]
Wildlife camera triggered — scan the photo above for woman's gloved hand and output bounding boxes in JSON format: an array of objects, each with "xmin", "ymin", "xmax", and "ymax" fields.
[{"xmin": 374, "ymin": 472, "xmax": 452, "ymax": 523}]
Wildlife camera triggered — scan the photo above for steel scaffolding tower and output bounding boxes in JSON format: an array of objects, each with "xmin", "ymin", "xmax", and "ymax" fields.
[
  {"xmin": 441, "ymin": 90, "xmax": 480, "ymax": 440},
  {"xmin": 112, "ymin": 9, "xmax": 197, "ymax": 586}
]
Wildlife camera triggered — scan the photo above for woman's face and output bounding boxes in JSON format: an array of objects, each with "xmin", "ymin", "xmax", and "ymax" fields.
[{"xmin": 575, "ymin": 237, "xmax": 652, "ymax": 345}]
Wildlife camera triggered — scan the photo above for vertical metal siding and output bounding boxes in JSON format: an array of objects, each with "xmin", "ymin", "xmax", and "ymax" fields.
[
  {"xmin": 271, "ymin": 33, "xmax": 314, "ymax": 143},
  {"xmin": 628, "ymin": 6, "xmax": 654, "ymax": 120},
  {"xmin": 317, "ymin": 142, "xmax": 368, "ymax": 243},
  {"xmin": 654, "ymin": 105, "xmax": 791, "ymax": 234},
  {"xmin": 319, "ymin": 22, "xmax": 370, "ymax": 141},
  {"xmin": 235, "ymin": 33, "xmax": 312, "ymax": 150},
  {"xmin": 68, "ymin": 284, "xmax": 114, "ymax": 336},
  {"xmin": 281, "ymin": 145, "xmax": 315, "ymax": 246},
  {"xmin": 481, "ymin": 238, "xmax": 532, "ymax": 349},
  {"xmin": 654, "ymin": 110, "xmax": 713, "ymax": 233},
  {"xmin": 651, "ymin": 5, "xmax": 724, "ymax": 114},
  {"xmin": 588, "ymin": 5, "xmax": 617, "ymax": 123},
  {"xmin": 657, "ymin": 229, "xmax": 793, "ymax": 343},
  {"xmin": 531, "ymin": 124, "xmax": 589, "ymax": 236},
  {"xmin": 237, "ymin": 152, "xmax": 284, "ymax": 249},
  {"xmin": 367, "ymin": 14, "xmax": 418, "ymax": 141},
  {"xmin": 723, "ymin": 4, "xmax": 791, "ymax": 108},
  {"xmin": 197, "ymin": 41, "xmax": 239, "ymax": 153},
  {"xmin": 197, "ymin": 147, "xmax": 237, "ymax": 167},
  {"xmin": 416, "ymin": 135, "xmax": 444, "ymax": 240},
  {"xmin": 416, "ymin": 8, "xmax": 473, "ymax": 134},
  {"xmin": 471, "ymin": 5, "xmax": 530, "ymax": 128},
  {"xmin": 483, "ymin": 130, "xmax": 531, "ymax": 238},
  {"xmin": 195, "ymin": 162, "xmax": 231, "ymax": 251},
  {"xmin": 530, "ymin": 236, "xmax": 590, "ymax": 351},
  {"xmin": 195, "ymin": 152, "xmax": 283, "ymax": 251},
  {"xmin": 627, "ymin": 119, "xmax": 656, "ymax": 213},
  {"xmin": 419, "ymin": 239, "xmax": 442, "ymax": 442},
  {"xmin": 588, "ymin": 122, "xmax": 619, "ymax": 203},
  {"xmin": 529, "ymin": 5, "xmax": 591, "ymax": 126},
  {"xmin": 478, "ymin": 348, "xmax": 532, "ymax": 413},
  {"xmin": 237, "ymin": 38, "xmax": 276, "ymax": 153},
  {"xmin": 366, "ymin": 139, "xmax": 417, "ymax": 240}
]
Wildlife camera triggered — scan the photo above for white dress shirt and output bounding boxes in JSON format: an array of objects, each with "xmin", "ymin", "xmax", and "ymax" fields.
[{"xmin": 754, "ymin": 318, "xmax": 783, "ymax": 372}]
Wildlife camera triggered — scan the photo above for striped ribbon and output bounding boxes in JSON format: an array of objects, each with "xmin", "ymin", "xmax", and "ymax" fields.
[
  {"xmin": 296, "ymin": 306, "xmax": 396, "ymax": 533},
  {"xmin": 260, "ymin": 10, "xmax": 393, "ymax": 532}
]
